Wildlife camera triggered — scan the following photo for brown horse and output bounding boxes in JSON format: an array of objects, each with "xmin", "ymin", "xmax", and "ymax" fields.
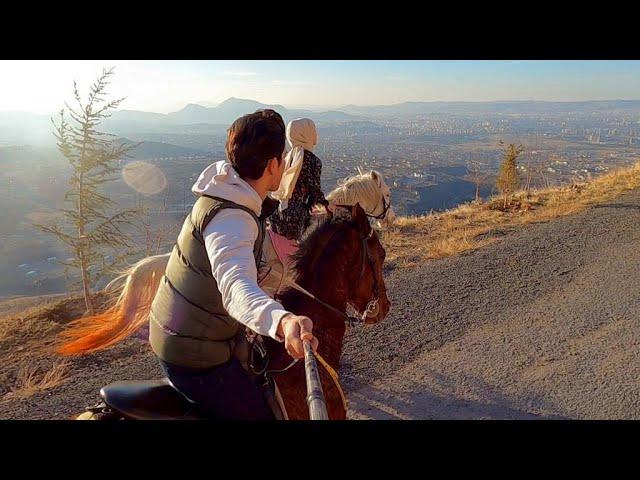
[
  {"xmin": 58, "ymin": 203, "xmax": 390, "ymax": 420},
  {"xmin": 263, "ymin": 203, "xmax": 390, "ymax": 419}
]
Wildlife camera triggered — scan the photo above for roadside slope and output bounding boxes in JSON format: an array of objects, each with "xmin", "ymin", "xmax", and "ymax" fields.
[{"xmin": 344, "ymin": 189, "xmax": 640, "ymax": 419}]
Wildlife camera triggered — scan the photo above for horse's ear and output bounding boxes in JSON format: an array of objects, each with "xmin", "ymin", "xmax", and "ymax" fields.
[
  {"xmin": 351, "ymin": 203, "xmax": 370, "ymax": 232},
  {"xmin": 371, "ymin": 170, "xmax": 382, "ymax": 186}
]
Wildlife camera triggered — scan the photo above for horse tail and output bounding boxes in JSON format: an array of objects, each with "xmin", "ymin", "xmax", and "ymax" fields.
[{"xmin": 57, "ymin": 253, "xmax": 171, "ymax": 355}]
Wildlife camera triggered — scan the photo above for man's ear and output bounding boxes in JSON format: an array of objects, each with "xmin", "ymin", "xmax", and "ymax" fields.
[{"xmin": 268, "ymin": 156, "xmax": 278, "ymax": 174}]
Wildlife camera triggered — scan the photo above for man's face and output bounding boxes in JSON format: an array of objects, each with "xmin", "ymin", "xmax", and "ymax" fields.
[{"xmin": 268, "ymin": 149, "xmax": 286, "ymax": 191}]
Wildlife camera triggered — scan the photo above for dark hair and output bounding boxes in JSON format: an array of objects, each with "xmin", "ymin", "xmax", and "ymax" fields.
[{"xmin": 225, "ymin": 109, "xmax": 286, "ymax": 180}]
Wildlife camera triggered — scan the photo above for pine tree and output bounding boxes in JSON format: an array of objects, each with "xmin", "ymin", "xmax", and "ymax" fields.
[
  {"xmin": 495, "ymin": 141, "xmax": 524, "ymax": 209},
  {"xmin": 466, "ymin": 158, "xmax": 487, "ymax": 203},
  {"xmin": 34, "ymin": 68, "xmax": 139, "ymax": 314}
]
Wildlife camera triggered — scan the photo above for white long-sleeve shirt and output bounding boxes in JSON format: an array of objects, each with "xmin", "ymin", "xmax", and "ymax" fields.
[
  {"xmin": 192, "ymin": 160, "xmax": 288, "ymax": 342},
  {"xmin": 203, "ymin": 210, "xmax": 287, "ymax": 341}
]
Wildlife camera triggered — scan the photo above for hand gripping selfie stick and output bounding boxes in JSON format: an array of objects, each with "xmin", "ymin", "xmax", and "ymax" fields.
[{"xmin": 302, "ymin": 334, "xmax": 329, "ymax": 420}]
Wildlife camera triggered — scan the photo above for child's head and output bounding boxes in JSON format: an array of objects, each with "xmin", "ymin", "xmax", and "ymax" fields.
[{"xmin": 286, "ymin": 118, "xmax": 317, "ymax": 152}]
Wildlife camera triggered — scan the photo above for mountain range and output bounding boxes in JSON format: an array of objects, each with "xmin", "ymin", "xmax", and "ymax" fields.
[
  {"xmin": 3, "ymin": 97, "xmax": 640, "ymax": 147},
  {"xmin": 101, "ymin": 97, "xmax": 359, "ymax": 134}
]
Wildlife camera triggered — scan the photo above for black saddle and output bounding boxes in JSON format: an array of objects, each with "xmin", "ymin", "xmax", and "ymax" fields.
[{"xmin": 100, "ymin": 378, "xmax": 204, "ymax": 420}]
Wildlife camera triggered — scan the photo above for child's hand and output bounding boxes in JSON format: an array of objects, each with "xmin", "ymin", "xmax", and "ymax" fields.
[{"xmin": 311, "ymin": 204, "xmax": 328, "ymax": 215}]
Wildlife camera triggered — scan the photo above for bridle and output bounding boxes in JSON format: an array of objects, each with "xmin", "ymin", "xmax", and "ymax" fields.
[
  {"xmin": 346, "ymin": 227, "xmax": 380, "ymax": 324},
  {"xmin": 365, "ymin": 192, "xmax": 391, "ymax": 221},
  {"xmin": 284, "ymin": 222, "xmax": 381, "ymax": 327}
]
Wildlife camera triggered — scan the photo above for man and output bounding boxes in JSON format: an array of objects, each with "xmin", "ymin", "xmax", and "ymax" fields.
[{"xmin": 148, "ymin": 109, "xmax": 318, "ymax": 419}]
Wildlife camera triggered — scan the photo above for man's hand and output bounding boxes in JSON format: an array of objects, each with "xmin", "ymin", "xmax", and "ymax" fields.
[{"xmin": 277, "ymin": 313, "xmax": 319, "ymax": 359}]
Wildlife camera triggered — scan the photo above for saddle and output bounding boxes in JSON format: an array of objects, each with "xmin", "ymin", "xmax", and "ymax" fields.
[
  {"xmin": 257, "ymin": 228, "xmax": 298, "ymax": 298},
  {"xmin": 92, "ymin": 333, "xmax": 288, "ymax": 421}
]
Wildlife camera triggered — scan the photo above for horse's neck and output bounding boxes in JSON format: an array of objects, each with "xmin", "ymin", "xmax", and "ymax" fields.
[{"xmin": 279, "ymin": 291, "xmax": 347, "ymax": 368}]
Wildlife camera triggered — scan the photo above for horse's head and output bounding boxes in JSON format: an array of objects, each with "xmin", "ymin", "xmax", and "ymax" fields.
[
  {"xmin": 294, "ymin": 203, "xmax": 390, "ymax": 326},
  {"xmin": 344, "ymin": 202, "xmax": 391, "ymax": 324},
  {"xmin": 327, "ymin": 170, "xmax": 396, "ymax": 230}
]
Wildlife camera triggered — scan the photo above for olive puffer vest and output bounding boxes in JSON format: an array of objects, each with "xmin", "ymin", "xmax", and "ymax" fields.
[{"xmin": 149, "ymin": 195, "xmax": 277, "ymax": 369}]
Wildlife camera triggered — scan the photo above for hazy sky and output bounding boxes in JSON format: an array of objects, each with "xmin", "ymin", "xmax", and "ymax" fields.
[{"xmin": 1, "ymin": 60, "xmax": 639, "ymax": 114}]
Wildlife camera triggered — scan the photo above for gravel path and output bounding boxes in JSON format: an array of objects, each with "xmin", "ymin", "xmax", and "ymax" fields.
[{"xmin": 342, "ymin": 190, "xmax": 640, "ymax": 419}]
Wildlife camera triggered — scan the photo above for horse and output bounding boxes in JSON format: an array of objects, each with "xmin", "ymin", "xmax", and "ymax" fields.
[
  {"xmin": 58, "ymin": 203, "xmax": 390, "ymax": 420},
  {"xmin": 261, "ymin": 203, "xmax": 390, "ymax": 419}
]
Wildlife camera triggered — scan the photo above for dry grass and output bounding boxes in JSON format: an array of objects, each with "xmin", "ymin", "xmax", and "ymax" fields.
[
  {"xmin": 0, "ymin": 292, "xmax": 112, "ymax": 367},
  {"xmin": 3, "ymin": 359, "xmax": 70, "ymax": 400},
  {"xmin": 0, "ymin": 294, "xmax": 68, "ymax": 318},
  {"xmin": 383, "ymin": 161, "xmax": 640, "ymax": 268},
  {"xmin": 0, "ymin": 322, "xmax": 8, "ymax": 344}
]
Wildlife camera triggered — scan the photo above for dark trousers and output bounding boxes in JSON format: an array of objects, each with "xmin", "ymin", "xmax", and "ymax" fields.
[{"xmin": 158, "ymin": 357, "xmax": 275, "ymax": 420}]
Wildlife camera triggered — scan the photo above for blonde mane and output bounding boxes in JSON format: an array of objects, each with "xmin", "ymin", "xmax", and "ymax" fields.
[
  {"xmin": 327, "ymin": 174, "xmax": 378, "ymax": 208},
  {"xmin": 326, "ymin": 168, "xmax": 394, "ymax": 227}
]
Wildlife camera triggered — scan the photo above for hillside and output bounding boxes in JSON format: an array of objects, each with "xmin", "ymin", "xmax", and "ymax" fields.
[
  {"xmin": 344, "ymin": 186, "xmax": 640, "ymax": 419},
  {"xmin": 382, "ymin": 161, "xmax": 640, "ymax": 270},
  {"xmin": 117, "ymin": 137, "xmax": 209, "ymax": 158}
]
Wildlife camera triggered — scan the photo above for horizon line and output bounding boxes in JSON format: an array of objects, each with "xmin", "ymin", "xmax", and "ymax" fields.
[{"xmin": 4, "ymin": 97, "xmax": 640, "ymax": 116}]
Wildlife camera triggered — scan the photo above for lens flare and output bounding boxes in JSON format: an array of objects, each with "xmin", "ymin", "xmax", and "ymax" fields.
[{"xmin": 122, "ymin": 161, "xmax": 167, "ymax": 195}]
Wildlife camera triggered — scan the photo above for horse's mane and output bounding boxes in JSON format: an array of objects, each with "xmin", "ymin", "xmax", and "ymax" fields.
[
  {"xmin": 290, "ymin": 210, "xmax": 354, "ymax": 280},
  {"xmin": 326, "ymin": 172, "xmax": 383, "ymax": 211}
]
